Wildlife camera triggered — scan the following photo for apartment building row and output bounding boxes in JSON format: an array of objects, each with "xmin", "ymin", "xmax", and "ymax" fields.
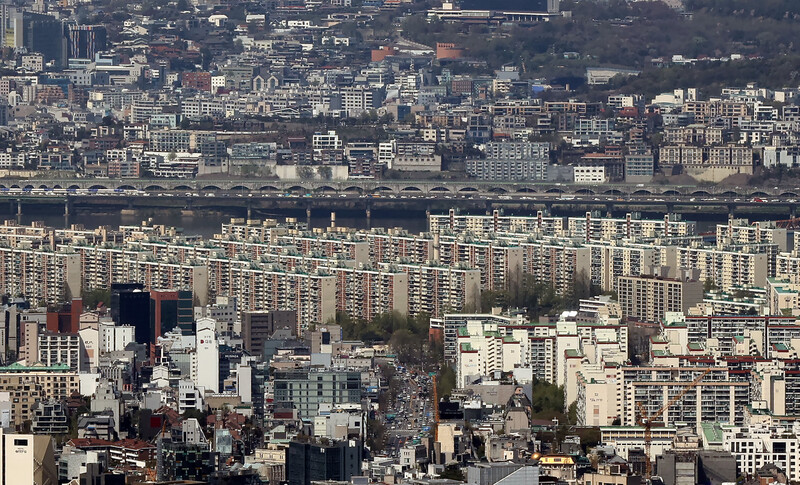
[{"xmin": 428, "ymin": 210, "xmax": 696, "ymax": 241}]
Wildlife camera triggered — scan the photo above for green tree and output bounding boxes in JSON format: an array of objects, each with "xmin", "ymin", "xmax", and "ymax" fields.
[
  {"xmin": 297, "ymin": 166, "xmax": 315, "ymax": 180},
  {"xmin": 83, "ymin": 288, "xmax": 111, "ymax": 309},
  {"xmin": 437, "ymin": 366, "xmax": 456, "ymax": 398},
  {"xmin": 366, "ymin": 418, "xmax": 387, "ymax": 452}
]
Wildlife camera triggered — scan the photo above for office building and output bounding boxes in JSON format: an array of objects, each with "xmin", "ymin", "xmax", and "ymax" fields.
[
  {"xmin": 273, "ymin": 369, "xmax": 363, "ymax": 419},
  {"xmin": 242, "ymin": 310, "xmax": 297, "ymax": 356},
  {"xmin": 111, "ymin": 284, "xmax": 151, "ymax": 346},
  {"xmin": 9, "ymin": 11, "xmax": 66, "ymax": 66},
  {"xmin": 161, "ymin": 442, "xmax": 220, "ymax": 482},
  {"xmin": 65, "ymin": 24, "xmax": 106, "ymax": 60},
  {"xmin": 287, "ymin": 439, "xmax": 363, "ymax": 485},
  {"xmin": 194, "ymin": 326, "xmax": 219, "ymax": 393},
  {"xmin": 150, "ymin": 289, "xmax": 194, "ymax": 338}
]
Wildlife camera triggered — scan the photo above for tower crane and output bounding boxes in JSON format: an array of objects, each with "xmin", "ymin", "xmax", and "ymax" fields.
[
  {"xmin": 635, "ymin": 368, "xmax": 712, "ymax": 478},
  {"xmin": 432, "ymin": 375, "xmax": 439, "ymax": 442}
]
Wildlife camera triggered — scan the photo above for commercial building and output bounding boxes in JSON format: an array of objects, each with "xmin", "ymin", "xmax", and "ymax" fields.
[
  {"xmin": 242, "ymin": 310, "xmax": 298, "ymax": 356},
  {"xmin": 273, "ymin": 369, "xmax": 364, "ymax": 419},
  {"xmin": 286, "ymin": 439, "xmax": 363, "ymax": 485},
  {"xmin": 0, "ymin": 362, "xmax": 79, "ymax": 427},
  {"xmin": 65, "ymin": 24, "xmax": 106, "ymax": 60},
  {"xmin": 38, "ymin": 332, "xmax": 87, "ymax": 372},
  {"xmin": 150, "ymin": 289, "xmax": 194, "ymax": 338},
  {"xmin": 0, "ymin": 429, "xmax": 57, "ymax": 484},
  {"xmin": 110, "ymin": 284, "xmax": 151, "ymax": 345},
  {"xmin": 723, "ymin": 424, "xmax": 800, "ymax": 483}
]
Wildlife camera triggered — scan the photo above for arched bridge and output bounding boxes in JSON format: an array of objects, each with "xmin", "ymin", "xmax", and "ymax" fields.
[{"xmin": 2, "ymin": 178, "xmax": 799, "ymax": 198}]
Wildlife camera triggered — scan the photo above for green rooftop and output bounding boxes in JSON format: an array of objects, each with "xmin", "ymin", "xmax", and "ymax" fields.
[
  {"xmin": 0, "ymin": 361, "xmax": 72, "ymax": 372},
  {"xmin": 700, "ymin": 422, "xmax": 724, "ymax": 445}
]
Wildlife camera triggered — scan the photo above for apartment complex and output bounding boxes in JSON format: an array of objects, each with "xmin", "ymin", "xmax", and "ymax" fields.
[{"xmin": 617, "ymin": 274, "xmax": 703, "ymax": 323}]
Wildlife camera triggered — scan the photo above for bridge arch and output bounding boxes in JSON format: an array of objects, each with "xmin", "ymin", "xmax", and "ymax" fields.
[
  {"xmin": 373, "ymin": 186, "xmax": 393, "ymax": 193},
  {"xmin": 145, "ymin": 185, "xmax": 166, "ymax": 191},
  {"xmin": 230, "ymin": 185, "xmax": 251, "ymax": 192},
  {"xmin": 118, "ymin": 185, "xmax": 136, "ymax": 191},
  {"xmin": 257, "ymin": 185, "xmax": 279, "ymax": 192},
  {"xmin": 174, "ymin": 185, "xmax": 193, "ymax": 191},
  {"xmin": 315, "ymin": 185, "xmax": 336, "ymax": 193},
  {"xmin": 430, "ymin": 186, "xmax": 451, "ymax": 192},
  {"xmin": 400, "ymin": 186, "xmax": 422, "ymax": 192},
  {"xmin": 691, "ymin": 190, "xmax": 712, "ymax": 197},
  {"xmin": 780, "ymin": 192, "xmax": 799, "ymax": 198},
  {"xmin": 575, "ymin": 188, "xmax": 595, "ymax": 195},
  {"xmin": 515, "ymin": 187, "xmax": 537, "ymax": 193},
  {"xmin": 750, "ymin": 191, "xmax": 769, "ymax": 198},
  {"xmin": 603, "ymin": 189, "xmax": 624, "ymax": 196},
  {"xmin": 343, "ymin": 186, "xmax": 364, "ymax": 193},
  {"xmin": 487, "ymin": 187, "xmax": 507, "ymax": 194},
  {"xmin": 661, "ymin": 189, "xmax": 681, "ymax": 196},
  {"xmin": 286, "ymin": 185, "xmax": 308, "ymax": 193},
  {"xmin": 459, "ymin": 187, "xmax": 480, "ymax": 193},
  {"xmin": 632, "ymin": 189, "xmax": 652, "ymax": 195},
  {"xmin": 720, "ymin": 191, "xmax": 738, "ymax": 197},
  {"xmin": 545, "ymin": 187, "xmax": 564, "ymax": 194}
]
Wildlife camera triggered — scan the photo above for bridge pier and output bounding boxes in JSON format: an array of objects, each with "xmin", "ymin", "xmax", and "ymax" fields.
[
  {"xmin": 121, "ymin": 199, "xmax": 135, "ymax": 216},
  {"xmin": 727, "ymin": 204, "xmax": 736, "ymax": 219},
  {"xmin": 246, "ymin": 202, "xmax": 252, "ymax": 220},
  {"xmin": 330, "ymin": 211, "xmax": 336, "ymax": 229},
  {"xmin": 605, "ymin": 203, "xmax": 614, "ymax": 218},
  {"xmin": 64, "ymin": 198, "xmax": 70, "ymax": 216},
  {"xmin": 181, "ymin": 198, "xmax": 195, "ymax": 217},
  {"xmin": 790, "ymin": 205, "xmax": 796, "ymax": 220},
  {"xmin": 544, "ymin": 202, "xmax": 553, "ymax": 216},
  {"xmin": 665, "ymin": 203, "xmax": 674, "ymax": 215},
  {"xmin": 306, "ymin": 207, "xmax": 312, "ymax": 227},
  {"xmin": 16, "ymin": 199, "xmax": 21, "ymax": 216}
]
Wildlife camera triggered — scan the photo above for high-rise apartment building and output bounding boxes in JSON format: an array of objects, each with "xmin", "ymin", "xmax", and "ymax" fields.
[{"xmin": 617, "ymin": 274, "xmax": 703, "ymax": 323}]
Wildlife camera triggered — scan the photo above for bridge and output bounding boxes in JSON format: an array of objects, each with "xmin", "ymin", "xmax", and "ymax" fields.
[
  {"xmin": 2, "ymin": 178, "xmax": 800, "ymax": 198},
  {"xmin": 0, "ymin": 179, "xmax": 797, "ymax": 225}
]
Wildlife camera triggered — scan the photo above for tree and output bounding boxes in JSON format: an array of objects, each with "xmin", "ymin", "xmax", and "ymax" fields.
[
  {"xmin": 366, "ymin": 418, "xmax": 387, "ymax": 452},
  {"xmin": 317, "ymin": 166, "xmax": 333, "ymax": 180},
  {"xmin": 437, "ymin": 366, "xmax": 456, "ymax": 398},
  {"xmin": 83, "ymin": 288, "xmax": 110, "ymax": 310},
  {"xmin": 297, "ymin": 166, "xmax": 315, "ymax": 180},
  {"xmin": 567, "ymin": 401, "xmax": 578, "ymax": 425}
]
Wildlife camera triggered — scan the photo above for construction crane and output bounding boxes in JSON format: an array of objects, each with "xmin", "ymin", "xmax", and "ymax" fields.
[
  {"xmin": 432, "ymin": 374, "xmax": 439, "ymax": 442},
  {"xmin": 635, "ymin": 368, "xmax": 712, "ymax": 478}
]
